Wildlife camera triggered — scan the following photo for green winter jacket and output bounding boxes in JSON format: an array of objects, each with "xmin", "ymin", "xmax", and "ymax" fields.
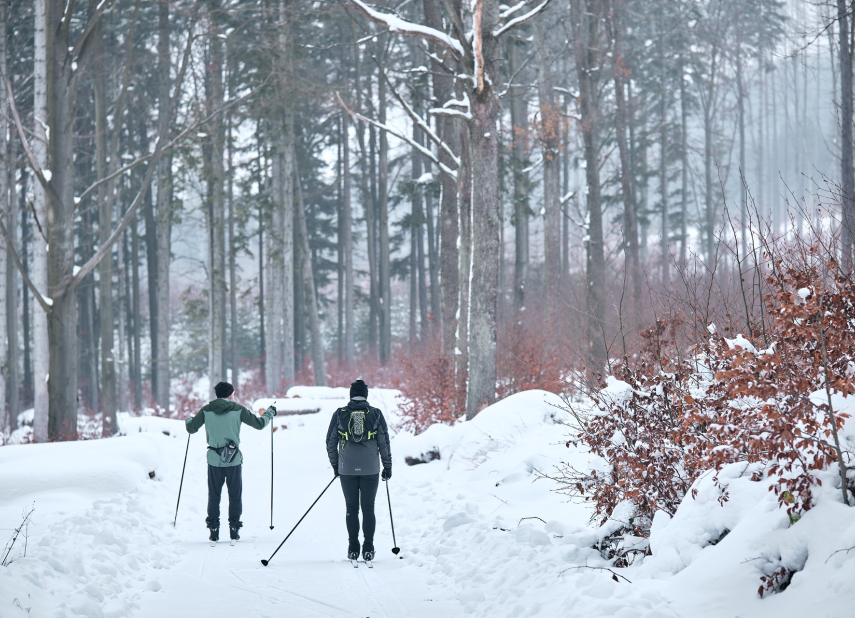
[{"xmin": 185, "ymin": 398, "xmax": 274, "ymax": 467}]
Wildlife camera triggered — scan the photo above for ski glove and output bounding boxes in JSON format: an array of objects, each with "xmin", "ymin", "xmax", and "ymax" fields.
[
  {"xmin": 381, "ymin": 467, "xmax": 392, "ymax": 481},
  {"xmin": 333, "ymin": 466, "xmax": 340, "ymax": 479},
  {"xmin": 267, "ymin": 405, "xmax": 277, "ymax": 417}
]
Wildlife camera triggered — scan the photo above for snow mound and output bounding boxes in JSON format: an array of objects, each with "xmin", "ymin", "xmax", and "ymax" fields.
[{"xmin": 0, "ymin": 427, "xmax": 185, "ymax": 616}]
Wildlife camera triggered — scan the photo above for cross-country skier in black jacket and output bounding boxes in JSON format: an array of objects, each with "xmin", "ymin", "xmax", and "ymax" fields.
[{"xmin": 325, "ymin": 379, "xmax": 393, "ymax": 563}]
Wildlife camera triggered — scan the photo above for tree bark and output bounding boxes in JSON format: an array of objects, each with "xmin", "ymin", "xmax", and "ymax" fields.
[
  {"xmin": 534, "ymin": 8, "xmax": 561, "ymax": 319},
  {"xmin": 46, "ymin": 0, "xmax": 80, "ymax": 439},
  {"xmin": 839, "ymin": 0, "xmax": 854, "ymax": 269},
  {"xmin": 131, "ymin": 217, "xmax": 142, "ymax": 409},
  {"xmin": 207, "ymin": 0, "xmax": 226, "ymax": 395},
  {"xmin": 21, "ymin": 166, "xmax": 31, "ymax": 411},
  {"xmin": 465, "ymin": 0, "xmax": 501, "ymax": 419},
  {"xmin": 378, "ymin": 76, "xmax": 392, "ymax": 364},
  {"xmin": 92, "ymin": 8, "xmax": 117, "ymax": 434},
  {"xmin": 657, "ymin": 8, "xmax": 670, "ymax": 287},
  {"xmin": 571, "ymin": 0, "xmax": 606, "ymax": 374},
  {"xmin": 32, "ymin": 0, "xmax": 49, "ymax": 442},
  {"xmin": 154, "ymin": 0, "xmax": 171, "ymax": 410},
  {"xmin": 609, "ymin": 0, "xmax": 641, "ymax": 314},
  {"xmin": 0, "ymin": 0, "xmax": 7, "ymax": 431},
  {"xmin": 342, "ymin": 112, "xmax": 355, "ymax": 363},
  {"xmin": 294, "ymin": 163, "xmax": 327, "ymax": 386},
  {"xmin": 509, "ymin": 37, "xmax": 529, "ymax": 315},
  {"xmin": 423, "ymin": 0, "xmax": 458, "ymax": 354}
]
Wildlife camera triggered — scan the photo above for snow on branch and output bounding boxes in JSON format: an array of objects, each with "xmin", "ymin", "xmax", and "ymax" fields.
[
  {"xmin": 493, "ymin": 0, "xmax": 551, "ymax": 38},
  {"xmin": 429, "ymin": 92, "xmax": 472, "ymax": 120},
  {"xmin": 347, "ymin": 0, "xmax": 465, "ymax": 57},
  {"xmin": 337, "ymin": 93, "xmax": 457, "ymax": 180},
  {"xmin": 374, "ymin": 62, "xmax": 461, "ymax": 168}
]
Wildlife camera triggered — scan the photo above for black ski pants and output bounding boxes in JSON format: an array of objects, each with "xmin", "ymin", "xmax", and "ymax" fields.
[
  {"xmin": 206, "ymin": 464, "xmax": 242, "ymax": 529},
  {"xmin": 340, "ymin": 473, "xmax": 379, "ymax": 549}
]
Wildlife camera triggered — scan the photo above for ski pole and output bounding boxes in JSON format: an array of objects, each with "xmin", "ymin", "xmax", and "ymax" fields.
[
  {"xmin": 385, "ymin": 479, "xmax": 400, "ymax": 555},
  {"xmin": 270, "ymin": 400, "xmax": 277, "ymax": 530},
  {"xmin": 173, "ymin": 434, "xmax": 191, "ymax": 528},
  {"xmin": 261, "ymin": 476, "xmax": 336, "ymax": 567}
]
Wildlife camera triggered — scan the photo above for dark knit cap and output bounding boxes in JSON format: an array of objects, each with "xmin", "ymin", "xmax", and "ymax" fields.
[
  {"xmin": 214, "ymin": 381, "xmax": 234, "ymax": 398},
  {"xmin": 350, "ymin": 379, "xmax": 368, "ymax": 399}
]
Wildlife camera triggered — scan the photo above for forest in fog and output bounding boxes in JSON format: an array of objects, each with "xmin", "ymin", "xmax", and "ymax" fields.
[{"xmin": 0, "ymin": 0, "xmax": 850, "ymax": 441}]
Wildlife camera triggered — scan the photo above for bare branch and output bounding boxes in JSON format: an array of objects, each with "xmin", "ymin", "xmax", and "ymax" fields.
[
  {"xmin": 373, "ymin": 58, "xmax": 461, "ymax": 168},
  {"xmin": 68, "ymin": 0, "xmax": 118, "ymax": 68},
  {"xmin": 494, "ymin": 0, "xmax": 551, "ymax": 38},
  {"xmin": 346, "ymin": 0, "xmax": 465, "ymax": 57},
  {"xmin": 76, "ymin": 73, "xmax": 270, "ymax": 206},
  {"xmin": 0, "ymin": 216, "xmax": 51, "ymax": 313},
  {"xmin": 71, "ymin": 1, "xmax": 204, "ymax": 289},
  {"xmin": 337, "ymin": 92, "xmax": 457, "ymax": 179}
]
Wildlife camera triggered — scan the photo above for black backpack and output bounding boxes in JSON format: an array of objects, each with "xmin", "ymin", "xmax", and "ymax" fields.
[{"xmin": 336, "ymin": 406, "xmax": 379, "ymax": 444}]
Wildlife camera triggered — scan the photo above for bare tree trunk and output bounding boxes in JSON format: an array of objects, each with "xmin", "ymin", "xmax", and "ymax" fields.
[
  {"xmin": 378, "ymin": 76, "xmax": 392, "ymax": 364},
  {"xmin": 456, "ymin": 122, "xmax": 471, "ymax": 414},
  {"xmin": 839, "ymin": 0, "xmax": 854, "ymax": 269},
  {"xmin": 465, "ymin": 0, "xmax": 502, "ymax": 419},
  {"xmin": 680, "ymin": 54, "xmax": 689, "ymax": 267},
  {"xmin": 294, "ymin": 163, "xmax": 327, "ymax": 386},
  {"xmin": 509, "ymin": 38, "xmax": 529, "ymax": 315},
  {"xmin": 44, "ymin": 0, "xmax": 82, "ymax": 439},
  {"xmin": 0, "ymin": 0, "xmax": 7, "ymax": 431},
  {"xmin": 207, "ymin": 0, "xmax": 226, "ymax": 394},
  {"xmin": 342, "ymin": 112, "xmax": 354, "ymax": 363},
  {"xmin": 32, "ymin": 0, "xmax": 49, "ymax": 442},
  {"xmin": 227, "ymin": 83, "xmax": 238, "ymax": 384},
  {"xmin": 154, "ymin": 0, "xmax": 171, "ymax": 410},
  {"xmin": 656, "ymin": 8, "xmax": 670, "ymax": 287},
  {"xmin": 6, "ymin": 139, "xmax": 19, "ymax": 427},
  {"xmin": 611, "ymin": 0, "xmax": 641, "ymax": 308},
  {"xmin": 117, "ymin": 230, "xmax": 127, "ymax": 414},
  {"xmin": 412, "ymin": 92, "xmax": 429, "ymax": 338},
  {"xmin": 131, "ymin": 218, "xmax": 142, "ymax": 409},
  {"xmin": 337, "ymin": 120, "xmax": 344, "ymax": 360},
  {"xmin": 21, "ymin": 167, "xmax": 32, "ymax": 410},
  {"xmin": 534, "ymin": 8, "xmax": 561, "ymax": 318},
  {"xmin": 572, "ymin": 0, "xmax": 606, "ymax": 373},
  {"xmin": 92, "ymin": 9, "xmax": 117, "ymax": 434},
  {"xmin": 423, "ymin": 0, "xmax": 458, "ymax": 354}
]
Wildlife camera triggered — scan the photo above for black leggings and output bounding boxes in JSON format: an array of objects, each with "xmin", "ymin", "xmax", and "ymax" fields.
[
  {"xmin": 339, "ymin": 473, "xmax": 379, "ymax": 549},
  {"xmin": 206, "ymin": 464, "xmax": 242, "ymax": 529}
]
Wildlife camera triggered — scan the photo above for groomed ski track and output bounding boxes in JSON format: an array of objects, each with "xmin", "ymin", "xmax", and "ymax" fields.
[{"xmin": 136, "ymin": 402, "xmax": 461, "ymax": 618}]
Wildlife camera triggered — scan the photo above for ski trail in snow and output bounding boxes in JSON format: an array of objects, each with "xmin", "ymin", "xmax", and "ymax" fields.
[
  {"xmin": 132, "ymin": 400, "xmax": 462, "ymax": 617},
  {"xmin": 358, "ymin": 562, "xmax": 413, "ymax": 618},
  {"xmin": 229, "ymin": 568, "xmax": 354, "ymax": 617}
]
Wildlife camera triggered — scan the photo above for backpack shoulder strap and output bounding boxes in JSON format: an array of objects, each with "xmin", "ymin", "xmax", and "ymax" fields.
[{"xmin": 336, "ymin": 407, "xmax": 350, "ymax": 441}]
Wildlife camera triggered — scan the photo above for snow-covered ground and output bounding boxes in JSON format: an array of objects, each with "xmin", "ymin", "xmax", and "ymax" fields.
[{"xmin": 1, "ymin": 387, "xmax": 853, "ymax": 617}]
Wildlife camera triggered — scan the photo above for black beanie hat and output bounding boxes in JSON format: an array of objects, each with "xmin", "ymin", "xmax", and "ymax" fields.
[
  {"xmin": 350, "ymin": 379, "xmax": 368, "ymax": 399},
  {"xmin": 214, "ymin": 381, "xmax": 234, "ymax": 398}
]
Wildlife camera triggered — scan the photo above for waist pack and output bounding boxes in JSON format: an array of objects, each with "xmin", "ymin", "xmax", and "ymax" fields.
[{"xmin": 209, "ymin": 440, "xmax": 240, "ymax": 464}]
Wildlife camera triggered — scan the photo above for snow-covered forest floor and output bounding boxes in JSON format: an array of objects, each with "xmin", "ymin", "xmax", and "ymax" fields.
[{"xmin": 1, "ymin": 387, "xmax": 853, "ymax": 617}]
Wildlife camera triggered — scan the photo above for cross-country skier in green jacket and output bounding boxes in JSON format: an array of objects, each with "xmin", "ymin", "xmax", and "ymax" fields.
[{"xmin": 185, "ymin": 381, "xmax": 276, "ymax": 544}]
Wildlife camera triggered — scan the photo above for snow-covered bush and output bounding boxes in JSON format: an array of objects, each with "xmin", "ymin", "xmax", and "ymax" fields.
[{"xmin": 561, "ymin": 253, "xmax": 855, "ymax": 542}]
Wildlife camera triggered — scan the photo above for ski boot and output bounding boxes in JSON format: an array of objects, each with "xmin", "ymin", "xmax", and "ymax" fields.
[
  {"xmin": 229, "ymin": 524, "xmax": 241, "ymax": 546},
  {"xmin": 363, "ymin": 544, "xmax": 375, "ymax": 568},
  {"xmin": 209, "ymin": 527, "xmax": 219, "ymax": 546},
  {"xmin": 348, "ymin": 543, "xmax": 360, "ymax": 568}
]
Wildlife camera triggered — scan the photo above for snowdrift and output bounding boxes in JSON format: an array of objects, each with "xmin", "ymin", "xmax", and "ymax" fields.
[{"xmin": 1, "ymin": 385, "xmax": 852, "ymax": 617}]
